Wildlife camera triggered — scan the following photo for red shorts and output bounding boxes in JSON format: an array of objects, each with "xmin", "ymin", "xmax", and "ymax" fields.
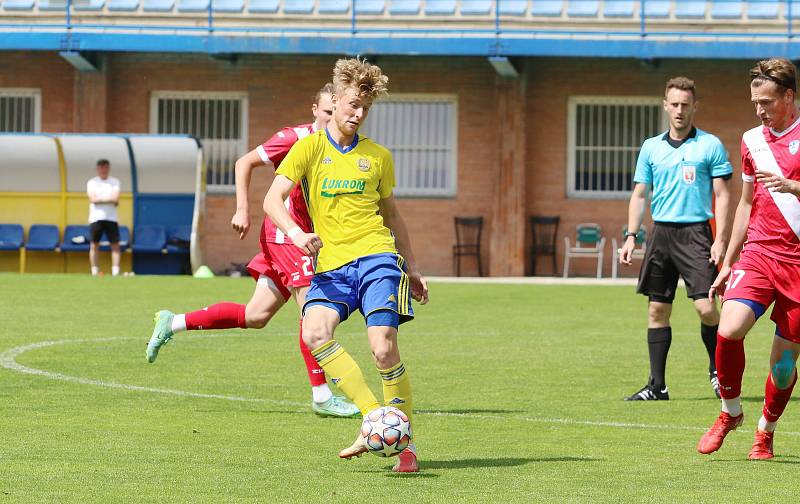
[
  {"xmin": 724, "ymin": 250, "xmax": 800, "ymax": 341},
  {"xmin": 246, "ymin": 241, "xmax": 314, "ymax": 301}
]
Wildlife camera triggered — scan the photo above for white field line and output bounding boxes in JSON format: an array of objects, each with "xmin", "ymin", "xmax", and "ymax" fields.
[{"xmin": 2, "ymin": 336, "xmax": 797, "ymax": 437}]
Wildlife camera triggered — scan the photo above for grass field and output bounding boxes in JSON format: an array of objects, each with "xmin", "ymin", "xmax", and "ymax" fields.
[{"xmin": 1, "ymin": 274, "xmax": 797, "ymax": 502}]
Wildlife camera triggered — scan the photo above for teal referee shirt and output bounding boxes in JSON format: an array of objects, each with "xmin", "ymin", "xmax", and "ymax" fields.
[{"xmin": 633, "ymin": 127, "xmax": 733, "ymax": 223}]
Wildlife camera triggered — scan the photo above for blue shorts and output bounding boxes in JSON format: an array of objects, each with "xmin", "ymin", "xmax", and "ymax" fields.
[{"xmin": 303, "ymin": 253, "xmax": 414, "ymax": 327}]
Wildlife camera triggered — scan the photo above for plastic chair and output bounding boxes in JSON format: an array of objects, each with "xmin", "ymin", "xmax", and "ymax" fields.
[
  {"xmin": 318, "ymin": 0, "xmax": 348, "ymax": 13},
  {"xmin": 283, "ymin": 0, "xmax": 314, "ymax": 13},
  {"xmin": 25, "ymin": 225, "xmax": 60, "ymax": 251},
  {"xmin": 38, "ymin": 0, "xmax": 67, "ymax": 9},
  {"xmin": 531, "ymin": 0, "xmax": 562, "ymax": 16},
  {"xmin": 675, "ymin": 0, "xmax": 706, "ymax": 18},
  {"xmin": 212, "ymin": 0, "xmax": 244, "ymax": 11},
  {"xmin": 424, "ymin": 0, "xmax": 456, "ymax": 15},
  {"xmin": 711, "ymin": 0, "xmax": 743, "ymax": 18},
  {"xmin": 2, "ymin": 0, "xmax": 35, "ymax": 10},
  {"xmin": 142, "ymin": 0, "xmax": 174, "ymax": 10},
  {"xmin": 178, "ymin": 0, "xmax": 209, "ymax": 11},
  {"xmin": 611, "ymin": 226, "xmax": 647, "ymax": 279},
  {"xmin": 133, "ymin": 225, "xmax": 167, "ymax": 253},
  {"xmin": 248, "ymin": 0, "xmax": 279, "ymax": 12},
  {"xmin": 642, "ymin": 0, "xmax": 670, "ymax": 18},
  {"xmin": 563, "ymin": 223, "xmax": 606, "ymax": 278},
  {"xmin": 603, "ymin": 0, "xmax": 634, "ymax": 17},
  {"xmin": 60, "ymin": 225, "xmax": 92, "ymax": 252},
  {"xmin": 566, "ymin": 0, "xmax": 598, "ymax": 17},
  {"xmin": 529, "ymin": 215, "xmax": 559, "ymax": 276},
  {"xmin": 498, "ymin": 0, "xmax": 527, "ymax": 15},
  {"xmin": 458, "ymin": 0, "xmax": 490, "ymax": 14},
  {"xmin": 166, "ymin": 225, "xmax": 191, "ymax": 254},
  {"xmin": 747, "ymin": 0, "xmax": 778, "ymax": 19},
  {"xmin": 108, "ymin": 0, "xmax": 140, "ymax": 10},
  {"xmin": 0, "ymin": 224, "xmax": 24, "ymax": 251},
  {"xmin": 73, "ymin": 0, "xmax": 105, "ymax": 10},
  {"xmin": 452, "ymin": 216, "xmax": 483, "ymax": 276},
  {"xmin": 355, "ymin": 0, "xmax": 384, "ymax": 13}
]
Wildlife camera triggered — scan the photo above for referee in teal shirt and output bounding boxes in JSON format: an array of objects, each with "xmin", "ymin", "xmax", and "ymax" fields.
[{"xmin": 620, "ymin": 76, "xmax": 733, "ymax": 401}]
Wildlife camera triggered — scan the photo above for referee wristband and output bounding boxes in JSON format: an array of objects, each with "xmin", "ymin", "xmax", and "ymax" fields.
[
  {"xmin": 624, "ymin": 232, "xmax": 638, "ymax": 239},
  {"xmin": 287, "ymin": 226, "xmax": 303, "ymax": 239}
]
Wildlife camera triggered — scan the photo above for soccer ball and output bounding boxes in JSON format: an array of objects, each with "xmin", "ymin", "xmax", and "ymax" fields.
[{"xmin": 360, "ymin": 406, "xmax": 412, "ymax": 457}]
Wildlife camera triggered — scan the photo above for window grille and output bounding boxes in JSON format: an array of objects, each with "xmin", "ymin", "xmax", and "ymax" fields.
[{"xmin": 0, "ymin": 89, "xmax": 41, "ymax": 133}]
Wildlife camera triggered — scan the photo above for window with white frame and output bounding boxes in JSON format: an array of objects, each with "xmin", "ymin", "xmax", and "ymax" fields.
[
  {"xmin": 0, "ymin": 88, "xmax": 41, "ymax": 133},
  {"xmin": 361, "ymin": 95, "xmax": 457, "ymax": 197},
  {"xmin": 150, "ymin": 92, "xmax": 248, "ymax": 193},
  {"xmin": 567, "ymin": 96, "xmax": 665, "ymax": 198}
]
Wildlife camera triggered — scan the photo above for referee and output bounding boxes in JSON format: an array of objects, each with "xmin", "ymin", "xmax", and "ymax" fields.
[{"xmin": 620, "ymin": 77, "xmax": 732, "ymax": 401}]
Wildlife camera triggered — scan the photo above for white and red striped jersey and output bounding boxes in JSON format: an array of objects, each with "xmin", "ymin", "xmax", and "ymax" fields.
[
  {"xmin": 255, "ymin": 123, "xmax": 315, "ymax": 244},
  {"xmin": 741, "ymin": 117, "xmax": 800, "ymax": 264}
]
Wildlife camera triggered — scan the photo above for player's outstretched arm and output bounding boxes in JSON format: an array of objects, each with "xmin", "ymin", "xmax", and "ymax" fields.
[
  {"xmin": 379, "ymin": 195, "xmax": 429, "ymax": 305},
  {"xmin": 620, "ymin": 182, "xmax": 648, "ymax": 265},
  {"xmin": 232, "ymin": 148, "xmax": 270, "ymax": 240},
  {"xmin": 264, "ymin": 174, "xmax": 322, "ymax": 256}
]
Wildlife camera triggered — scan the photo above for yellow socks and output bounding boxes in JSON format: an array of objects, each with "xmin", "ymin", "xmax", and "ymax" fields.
[
  {"xmin": 379, "ymin": 361, "xmax": 413, "ymax": 422},
  {"xmin": 311, "ymin": 340, "xmax": 379, "ymax": 415}
]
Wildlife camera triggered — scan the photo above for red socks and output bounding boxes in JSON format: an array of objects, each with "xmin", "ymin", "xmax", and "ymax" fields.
[
  {"xmin": 763, "ymin": 372, "xmax": 797, "ymax": 422},
  {"xmin": 298, "ymin": 319, "xmax": 327, "ymax": 386},
  {"xmin": 716, "ymin": 333, "xmax": 745, "ymax": 399},
  {"xmin": 185, "ymin": 303, "xmax": 247, "ymax": 330}
]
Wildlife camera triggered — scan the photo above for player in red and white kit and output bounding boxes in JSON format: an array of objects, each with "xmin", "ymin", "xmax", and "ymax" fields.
[
  {"xmin": 697, "ymin": 58, "xmax": 800, "ymax": 459},
  {"xmin": 146, "ymin": 84, "xmax": 359, "ymax": 418}
]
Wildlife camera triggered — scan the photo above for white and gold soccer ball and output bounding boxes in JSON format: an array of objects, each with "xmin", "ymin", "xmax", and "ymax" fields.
[{"xmin": 360, "ymin": 406, "xmax": 412, "ymax": 457}]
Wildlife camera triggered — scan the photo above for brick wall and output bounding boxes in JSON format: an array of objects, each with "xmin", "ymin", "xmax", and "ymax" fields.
[{"xmin": 1, "ymin": 51, "xmax": 759, "ymax": 277}]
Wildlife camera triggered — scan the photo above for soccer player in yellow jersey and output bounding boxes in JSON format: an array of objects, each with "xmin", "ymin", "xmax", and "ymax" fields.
[{"xmin": 264, "ymin": 58, "xmax": 429, "ymax": 473}]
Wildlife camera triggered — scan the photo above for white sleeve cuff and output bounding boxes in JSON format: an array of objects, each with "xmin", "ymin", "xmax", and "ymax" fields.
[
  {"xmin": 742, "ymin": 174, "xmax": 754, "ymax": 183},
  {"xmin": 256, "ymin": 145, "xmax": 271, "ymax": 164}
]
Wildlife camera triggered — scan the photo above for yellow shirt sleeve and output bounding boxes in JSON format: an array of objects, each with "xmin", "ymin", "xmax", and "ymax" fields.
[
  {"xmin": 378, "ymin": 151, "xmax": 396, "ymax": 199},
  {"xmin": 276, "ymin": 136, "xmax": 313, "ymax": 183}
]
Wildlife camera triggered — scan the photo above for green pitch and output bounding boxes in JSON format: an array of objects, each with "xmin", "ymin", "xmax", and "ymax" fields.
[{"xmin": 0, "ymin": 274, "xmax": 794, "ymax": 502}]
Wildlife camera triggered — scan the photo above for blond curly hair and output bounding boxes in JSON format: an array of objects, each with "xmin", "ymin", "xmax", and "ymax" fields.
[{"xmin": 332, "ymin": 57, "xmax": 389, "ymax": 102}]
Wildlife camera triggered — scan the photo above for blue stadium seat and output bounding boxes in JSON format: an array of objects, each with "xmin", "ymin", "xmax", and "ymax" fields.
[
  {"xmin": 424, "ymin": 0, "xmax": 455, "ymax": 14},
  {"xmin": 0, "ymin": 224, "xmax": 24, "ymax": 251},
  {"xmin": 166, "ymin": 225, "xmax": 191, "ymax": 254},
  {"xmin": 389, "ymin": 0, "xmax": 419, "ymax": 13},
  {"xmin": 458, "ymin": 0, "xmax": 489, "ymax": 14},
  {"xmin": 142, "ymin": 0, "xmax": 174, "ymax": 10},
  {"xmin": 318, "ymin": 0, "xmax": 348, "ymax": 13},
  {"xmin": 212, "ymin": 0, "xmax": 243, "ymax": 10},
  {"xmin": 283, "ymin": 0, "xmax": 314, "ymax": 13},
  {"xmin": 498, "ymin": 0, "xmax": 527, "ymax": 15},
  {"xmin": 25, "ymin": 225, "xmax": 59, "ymax": 251},
  {"xmin": 99, "ymin": 225, "xmax": 130, "ymax": 252},
  {"xmin": 3, "ymin": 0, "xmax": 35, "ymax": 9},
  {"xmin": 642, "ymin": 0, "xmax": 670, "ymax": 18},
  {"xmin": 248, "ymin": 0, "xmax": 279, "ymax": 11},
  {"xmin": 38, "ymin": 0, "xmax": 67, "ymax": 9},
  {"xmin": 132, "ymin": 225, "xmax": 166, "ymax": 253},
  {"xmin": 531, "ymin": 0, "xmax": 561, "ymax": 15},
  {"xmin": 747, "ymin": 0, "xmax": 778, "ymax": 18},
  {"xmin": 603, "ymin": 0, "xmax": 634, "ymax": 17},
  {"xmin": 60, "ymin": 225, "xmax": 91, "ymax": 253},
  {"xmin": 178, "ymin": 0, "xmax": 209, "ymax": 11},
  {"xmin": 73, "ymin": 0, "xmax": 105, "ymax": 10},
  {"xmin": 711, "ymin": 0, "xmax": 743, "ymax": 18},
  {"xmin": 355, "ymin": 0, "xmax": 384, "ymax": 13},
  {"xmin": 108, "ymin": 0, "xmax": 140, "ymax": 10},
  {"xmin": 566, "ymin": 0, "xmax": 598, "ymax": 17},
  {"xmin": 674, "ymin": 0, "xmax": 706, "ymax": 18}
]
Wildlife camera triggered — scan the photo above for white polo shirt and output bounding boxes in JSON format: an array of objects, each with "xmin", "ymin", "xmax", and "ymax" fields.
[{"xmin": 86, "ymin": 176, "xmax": 120, "ymax": 223}]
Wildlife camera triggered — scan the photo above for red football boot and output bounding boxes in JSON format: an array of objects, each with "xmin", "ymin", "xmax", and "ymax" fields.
[
  {"xmin": 392, "ymin": 447, "xmax": 418, "ymax": 473},
  {"xmin": 697, "ymin": 411, "xmax": 744, "ymax": 454},
  {"xmin": 748, "ymin": 430, "xmax": 774, "ymax": 460}
]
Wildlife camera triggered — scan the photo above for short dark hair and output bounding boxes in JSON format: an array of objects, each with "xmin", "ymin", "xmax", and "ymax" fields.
[
  {"xmin": 665, "ymin": 76, "xmax": 696, "ymax": 99},
  {"xmin": 96, "ymin": 159, "xmax": 110, "ymax": 166},
  {"xmin": 750, "ymin": 58, "xmax": 797, "ymax": 93}
]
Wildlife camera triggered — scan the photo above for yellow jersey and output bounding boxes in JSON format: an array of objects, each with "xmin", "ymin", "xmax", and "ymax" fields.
[{"xmin": 276, "ymin": 129, "xmax": 397, "ymax": 273}]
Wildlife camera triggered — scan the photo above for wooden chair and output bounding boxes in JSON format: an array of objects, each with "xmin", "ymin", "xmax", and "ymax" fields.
[
  {"xmin": 452, "ymin": 216, "xmax": 483, "ymax": 276},
  {"xmin": 529, "ymin": 215, "xmax": 559, "ymax": 275}
]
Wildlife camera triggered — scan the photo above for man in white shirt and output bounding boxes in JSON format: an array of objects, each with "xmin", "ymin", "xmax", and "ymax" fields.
[{"xmin": 86, "ymin": 159, "xmax": 121, "ymax": 276}]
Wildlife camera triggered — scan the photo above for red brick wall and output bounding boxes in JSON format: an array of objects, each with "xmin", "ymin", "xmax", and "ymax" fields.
[{"xmin": 1, "ymin": 52, "xmax": 758, "ymax": 277}]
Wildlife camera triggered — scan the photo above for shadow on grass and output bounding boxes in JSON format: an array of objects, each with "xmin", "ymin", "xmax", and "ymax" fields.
[
  {"xmin": 709, "ymin": 454, "xmax": 800, "ymax": 464},
  {"xmin": 683, "ymin": 396, "xmax": 765, "ymax": 403},
  {"xmin": 416, "ymin": 408, "xmax": 525, "ymax": 415},
  {"xmin": 420, "ymin": 456, "xmax": 597, "ymax": 470}
]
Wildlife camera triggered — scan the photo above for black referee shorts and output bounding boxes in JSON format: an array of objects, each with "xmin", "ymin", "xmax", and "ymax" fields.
[
  {"xmin": 636, "ymin": 222, "xmax": 717, "ymax": 303},
  {"xmin": 90, "ymin": 220, "xmax": 120, "ymax": 244}
]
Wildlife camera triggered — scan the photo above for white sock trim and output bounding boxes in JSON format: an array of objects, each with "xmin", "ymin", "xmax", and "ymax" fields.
[
  {"xmin": 758, "ymin": 415, "xmax": 778, "ymax": 433},
  {"xmin": 312, "ymin": 383, "xmax": 333, "ymax": 403},
  {"xmin": 721, "ymin": 396, "xmax": 742, "ymax": 417},
  {"xmin": 171, "ymin": 314, "xmax": 187, "ymax": 333}
]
